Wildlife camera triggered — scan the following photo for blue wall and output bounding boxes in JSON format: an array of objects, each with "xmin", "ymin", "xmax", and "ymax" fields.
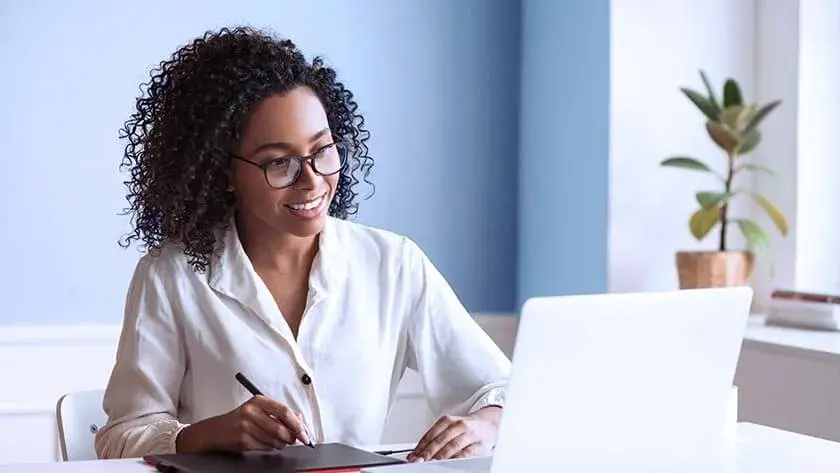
[
  {"xmin": 516, "ymin": 0, "xmax": 611, "ymax": 308},
  {"xmin": 352, "ymin": 2, "xmax": 521, "ymax": 314},
  {"xmin": 0, "ymin": 0, "xmax": 609, "ymax": 324}
]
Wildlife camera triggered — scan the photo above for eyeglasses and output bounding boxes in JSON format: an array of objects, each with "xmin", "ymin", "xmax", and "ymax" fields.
[{"xmin": 230, "ymin": 141, "xmax": 349, "ymax": 189}]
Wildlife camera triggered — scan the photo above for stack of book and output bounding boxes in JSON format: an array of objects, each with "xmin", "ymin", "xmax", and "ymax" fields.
[{"xmin": 765, "ymin": 288, "xmax": 840, "ymax": 331}]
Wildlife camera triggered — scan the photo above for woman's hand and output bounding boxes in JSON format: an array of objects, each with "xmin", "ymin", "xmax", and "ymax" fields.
[
  {"xmin": 176, "ymin": 395, "xmax": 311, "ymax": 453},
  {"xmin": 407, "ymin": 406, "xmax": 502, "ymax": 463}
]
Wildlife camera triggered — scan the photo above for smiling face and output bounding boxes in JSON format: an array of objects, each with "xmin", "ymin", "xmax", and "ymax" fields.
[{"xmin": 233, "ymin": 86, "xmax": 339, "ymax": 238}]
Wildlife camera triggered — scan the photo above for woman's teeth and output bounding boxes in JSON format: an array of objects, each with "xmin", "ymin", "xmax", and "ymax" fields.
[{"xmin": 288, "ymin": 195, "xmax": 323, "ymax": 211}]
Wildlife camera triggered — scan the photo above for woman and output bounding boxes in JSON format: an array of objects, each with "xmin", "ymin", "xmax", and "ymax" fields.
[{"xmin": 94, "ymin": 27, "xmax": 510, "ymax": 463}]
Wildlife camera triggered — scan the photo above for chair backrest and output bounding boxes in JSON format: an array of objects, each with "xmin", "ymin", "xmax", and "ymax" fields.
[{"xmin": 56, "ymin": 389, "xmax": 107, "ymax": 461}]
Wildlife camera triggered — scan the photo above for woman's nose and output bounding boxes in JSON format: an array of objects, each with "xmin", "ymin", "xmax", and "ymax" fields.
[{"xmin": 294, "ymin": 159, "xmax": 321, "ymax": 189}]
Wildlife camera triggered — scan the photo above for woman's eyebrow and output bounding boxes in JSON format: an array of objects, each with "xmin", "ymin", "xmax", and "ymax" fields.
[{"xmin": 249, "ymin": 128, "xmax": 330, "ymax": 155}]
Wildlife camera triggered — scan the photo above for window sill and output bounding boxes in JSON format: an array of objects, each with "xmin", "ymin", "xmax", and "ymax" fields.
[{"xmin": 745, "ymin": 314, "xmax": 840, "ymax": 364}]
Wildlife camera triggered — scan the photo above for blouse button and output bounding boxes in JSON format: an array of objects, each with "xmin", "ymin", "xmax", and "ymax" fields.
[{"xmin": 301, "ymin": 373, "xmax": 312, "ymax": 385}]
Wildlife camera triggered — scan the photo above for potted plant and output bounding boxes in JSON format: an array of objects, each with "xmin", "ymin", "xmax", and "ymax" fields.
[{"xmin": 660, "ymin": 70, "xmax": 788, "ymax": 289}]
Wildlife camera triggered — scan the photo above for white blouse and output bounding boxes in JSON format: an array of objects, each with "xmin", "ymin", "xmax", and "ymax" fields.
[{"xmin": 94, "ymin": 217, "xmax": 511, "ymax": 459}]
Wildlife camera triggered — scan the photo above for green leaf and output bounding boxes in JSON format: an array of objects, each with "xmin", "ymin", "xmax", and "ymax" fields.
[
  {"xmin": 689, "ymin": 206, "xmax": 721, "ymax": 240},
  {"xmin": 680, "ymin": 87, "xmax": 719, "ymax": 121},
  {"xmin": 752, "ymin": 193, "xmax": 789, "ymax": 236},
  {"xmin": 744, "ymin": 100, "xmax": 782, "ymax": 135},
  {"xmin": 723, "ymin": 79, "xmax": 743, "ymax": 107},
  {"xmin": 699, "ymin": 70, "xmax": 722, "ymax": 115},
  {"xmin": 660, "ymin": 156, "xmax": 713, "ymax": 172},
  {"xmin": 738, "ymin": 129, "xmax": 761, "ymax": 155},
  {"xmin": 720, "ymin": 105, "xmax": 757, "ymax": 130},
  {"xmin": 696, "ymin": 191, "xmax": 734, "ymax": 209},
  {"xmin": 706, "ymin": 121, "xmax": 739, "ymax": 154},
  {"xmin": 735, "ymin": 218, "xmax": 773, "ymax": 270},
  {"xmin": 734, "ymin": 163, "xmax": 776, "ymax": 177}
]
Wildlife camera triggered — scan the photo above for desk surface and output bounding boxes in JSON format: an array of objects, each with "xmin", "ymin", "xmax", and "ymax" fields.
[
  {"xmin": 0, "ymin": 444, "xmax": 415, "ymax": 473},
  {"xmin": 736, "ymin": 422, "xmax": 840, "ymax": 471},
  {"xmin": 3, "ymin": 425, "xmax": 840, "ymax": 472},
  {"xmin": 745, "ymin": 315, "xmax": 840, "ymax": 361}
]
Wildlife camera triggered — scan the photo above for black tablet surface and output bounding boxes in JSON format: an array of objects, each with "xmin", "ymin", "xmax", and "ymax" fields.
[{"xmin": 144, "ymin": 443, "xmax": 406, "ymax": 472}]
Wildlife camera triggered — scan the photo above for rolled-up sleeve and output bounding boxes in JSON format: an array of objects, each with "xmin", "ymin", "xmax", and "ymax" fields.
[
  {"xmin": 94, "ymin": 255, "xmax": 188, "ymax": 459},
  {"xmin": 402, "ymin": 238, "xmax": 511, "ymax": 417}
]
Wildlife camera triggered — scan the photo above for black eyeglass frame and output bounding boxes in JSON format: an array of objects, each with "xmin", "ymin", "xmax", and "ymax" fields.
[{"xmin": 230, "ymin": 141, "xmax": 350, "ymax": 189}]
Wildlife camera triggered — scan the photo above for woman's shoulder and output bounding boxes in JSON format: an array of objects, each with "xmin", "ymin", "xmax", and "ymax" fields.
[{"xmin": 129, "ymin": 241, "xmax": 200, "ymax": 283}]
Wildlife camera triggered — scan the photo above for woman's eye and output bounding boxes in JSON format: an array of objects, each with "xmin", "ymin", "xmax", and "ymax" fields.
[{"xmin": 267, "ymin": 157, "xmax": 291, "ymax": 169}]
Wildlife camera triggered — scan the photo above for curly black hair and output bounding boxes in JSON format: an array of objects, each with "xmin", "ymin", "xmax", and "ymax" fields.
[{"xmin": 118, "ymin": 26, "xmax": 373, "ymax": 272}]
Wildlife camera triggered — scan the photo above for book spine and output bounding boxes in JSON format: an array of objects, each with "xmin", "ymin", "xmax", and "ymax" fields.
[{"xmin": 771, "ymin": 290, "xmax": 840, "ymax": 305}]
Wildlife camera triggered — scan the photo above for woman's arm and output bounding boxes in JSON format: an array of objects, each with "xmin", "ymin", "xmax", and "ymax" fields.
[
  {"xmin": 401, "ymin": 238, "xmax": 511, "ymax": 419},
  {"xmin": 94, "ymin": 255, "xmax": 189, "ymax": 459}
]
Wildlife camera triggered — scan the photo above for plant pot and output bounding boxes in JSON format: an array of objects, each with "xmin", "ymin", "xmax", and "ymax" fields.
[{"xmin": 675, "ymin": 250, "xmax": 755, "ymax": 289}]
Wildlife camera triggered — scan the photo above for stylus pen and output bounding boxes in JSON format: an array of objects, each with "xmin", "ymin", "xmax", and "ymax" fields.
[
  {"xmin": 373, "ymin": 448, "xmax": 415, "ymax": 456},
  {"xmin": 235, "ymin": 372, "xmax": 316, "ymax": 448}
]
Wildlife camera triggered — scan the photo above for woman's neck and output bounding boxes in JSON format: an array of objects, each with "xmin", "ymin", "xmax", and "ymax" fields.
[{"xmin": 236, "ymin": 215, "xmax": 319, "ymax": 274}]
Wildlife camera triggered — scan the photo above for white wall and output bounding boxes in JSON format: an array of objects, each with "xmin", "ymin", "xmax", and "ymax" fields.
[
  {"xmin": 610, "ymin": 0, "xmax": 840, "ymax": 307},
  {"xmin": 609, "ymin": 0, "xmax": 757, "ymax": 293},
  {"xmin": 0, "ymin": 325, "xmax": 119, "ymax": 463},
  {"xmin": 751, "ymin": 0, "xmax": 840, "ymax": 310}
]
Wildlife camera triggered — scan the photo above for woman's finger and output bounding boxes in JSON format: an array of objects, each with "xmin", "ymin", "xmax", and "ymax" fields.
[
  {"xmin": 239, "ymin": 430, "xmax": 275, "ymax": 451},
  {"xmin": 413, "ymin": 419, "xmax": 468, "ymax": 461},
  {"xmin": 241, "ymin": 412, "xmax": 287, "ymax": 448},
  {"xmin": 243, "ymin": 401, "xmax": 296, "ymax": 445},
  {"xmin": 432, "ymin": 431, "xmax": 474, "ymax": 460},
  {"xmin": 253, "ymin": 396, "xmax": 307, "ymax": 443},
  {"xmin": 453, "ymin": 441, "xmax": 483, "ymax": 459},
  {"xmin": 412, "ymin": 416, "xmax": 454, "ymax": 458}
]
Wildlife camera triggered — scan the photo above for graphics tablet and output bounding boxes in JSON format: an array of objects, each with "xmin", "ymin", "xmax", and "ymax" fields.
[{"xmin": 144, "ymin": 442, "xmax": 406, "ymax": 472}]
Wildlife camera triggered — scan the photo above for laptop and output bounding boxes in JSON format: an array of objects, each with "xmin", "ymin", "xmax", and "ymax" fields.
[{"xmin": 365, "ymin": 287, "xmax": 752, "ymax": 472}]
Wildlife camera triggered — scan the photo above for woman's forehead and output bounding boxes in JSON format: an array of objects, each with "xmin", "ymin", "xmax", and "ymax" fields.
[{"xmin": 240, "ymin": 87, "xmax": 329, "ymax": 154}]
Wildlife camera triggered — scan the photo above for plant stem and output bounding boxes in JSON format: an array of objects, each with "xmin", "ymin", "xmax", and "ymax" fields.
[{"xmin": 719, "ymin": 151, "xmax": 736, "ymax": 251}]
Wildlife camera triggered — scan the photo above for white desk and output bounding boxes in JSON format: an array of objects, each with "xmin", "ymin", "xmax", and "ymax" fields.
[
  {"xmin": 2, "ymin": 424, "xmax": 840, "ymax": 472},
  {"xmin": 737, "ymin": 315, "xmax": 840, "ymax": 443},
  {"xmin": 0, "ymin": 443, "xmax": 416, "ymax": 472},
  {"xmin": 735, "ymin": 422, "xmax": 840, "ymax": 471}
]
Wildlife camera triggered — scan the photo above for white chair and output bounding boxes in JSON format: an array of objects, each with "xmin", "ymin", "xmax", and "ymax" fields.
[{"xmin": 55, "ymin": 389, "xmax": 107, "ymax": 461}]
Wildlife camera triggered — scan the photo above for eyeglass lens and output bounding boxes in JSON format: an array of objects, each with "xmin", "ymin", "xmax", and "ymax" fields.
[{"xmin": 265, "ymin": 142, "xmax": 347, "ymax": 188}]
